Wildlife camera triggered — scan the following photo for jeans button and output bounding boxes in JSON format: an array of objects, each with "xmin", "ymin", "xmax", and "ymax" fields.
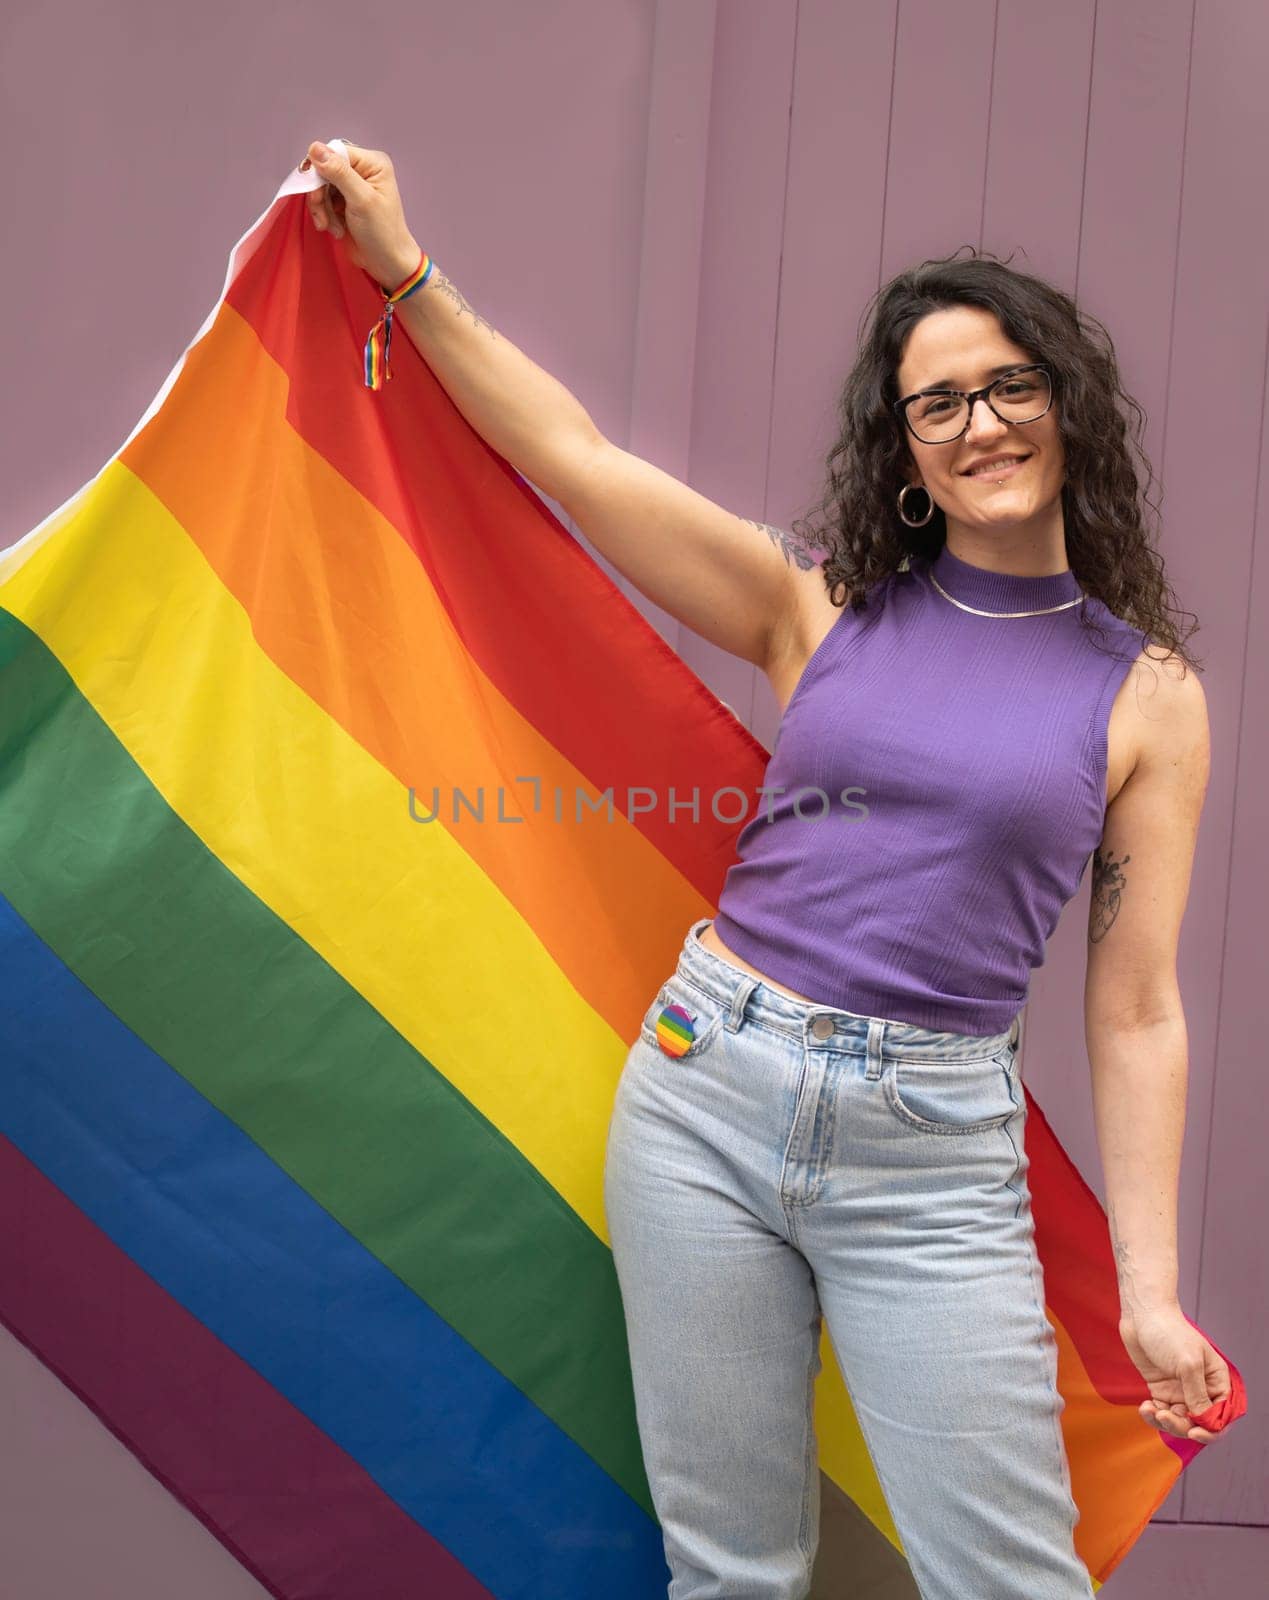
[{"xmin": 811, "ymin": 1016, "xmax": 835, "ymax": 1040}]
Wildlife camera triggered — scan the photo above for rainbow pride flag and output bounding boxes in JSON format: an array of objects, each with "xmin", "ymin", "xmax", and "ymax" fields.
[{"xmin": 0, "ymin": 150, "xmax": 1244, "ymax": 1598}]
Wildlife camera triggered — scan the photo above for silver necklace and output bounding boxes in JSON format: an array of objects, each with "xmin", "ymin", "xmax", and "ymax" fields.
[{"xmin": 928, "ymin": 569, "xmax": 1086, "ymax": 618}]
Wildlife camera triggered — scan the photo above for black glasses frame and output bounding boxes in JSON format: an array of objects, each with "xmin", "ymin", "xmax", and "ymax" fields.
[{"xmin": 893, "ymin": 362, "xmax": 1054, "ymax": 444}]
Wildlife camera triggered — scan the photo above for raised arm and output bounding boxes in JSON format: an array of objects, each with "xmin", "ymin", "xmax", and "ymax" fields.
[
  {"xmin": 302, "ymin": 140, "xmax": 822, "ymax": 674},
  {"xmin": 559, "ymin": 442, "xmax": 821, "ymax": 669}
]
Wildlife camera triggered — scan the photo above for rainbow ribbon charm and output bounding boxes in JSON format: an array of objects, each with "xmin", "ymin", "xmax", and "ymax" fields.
[{"xmin": 363, "ymin": 250, "xmax": 435, "ymax": 390}]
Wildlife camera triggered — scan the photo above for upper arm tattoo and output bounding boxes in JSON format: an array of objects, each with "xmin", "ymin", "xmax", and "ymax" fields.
[
  {"xmin": 743, "ymin": 519, "xmax": 819, "ymax": 571},
  {"xmin": 1090, "ymin": 845, "xmax": 1131, "ymax": 942}
]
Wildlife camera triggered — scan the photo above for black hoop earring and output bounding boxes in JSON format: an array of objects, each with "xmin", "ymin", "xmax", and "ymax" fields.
[{"xmin": 897, "ymin": 483, "xmax": 935, "ymax": 528}]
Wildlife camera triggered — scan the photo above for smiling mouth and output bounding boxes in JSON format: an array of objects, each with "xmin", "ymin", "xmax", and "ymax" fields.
[{"xmin": 962, "ymin": 454, "xmax": 1032, "ymax": 478}]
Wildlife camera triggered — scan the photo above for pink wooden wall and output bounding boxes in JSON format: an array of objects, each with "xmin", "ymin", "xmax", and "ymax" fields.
[{"xmin": 1, "ymin": 0, "xmax": 1264, "ymax": 1593}]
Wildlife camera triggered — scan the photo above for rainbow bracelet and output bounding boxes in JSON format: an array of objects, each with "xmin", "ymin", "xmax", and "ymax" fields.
[{"xmin": 363, "ymin": 250, "xmax": 435, "ymax": 390}]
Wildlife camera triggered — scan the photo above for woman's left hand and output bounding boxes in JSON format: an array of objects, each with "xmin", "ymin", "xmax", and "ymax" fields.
[{"xmin": 1120, "ymin": 1305, "xmax": 1233, "ymax": 1444}]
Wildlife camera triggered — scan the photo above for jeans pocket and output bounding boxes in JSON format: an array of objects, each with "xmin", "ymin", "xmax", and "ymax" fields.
[
  {"xmin": 637, "ymin": 975, "xmax": 725, "ymax": 1062},
  {"xmin": 883, "ymin": 1048, "xmax": 1020, "ymax": 1135}
]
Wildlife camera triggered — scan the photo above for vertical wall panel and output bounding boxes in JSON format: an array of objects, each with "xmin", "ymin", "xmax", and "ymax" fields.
[
  {"xmin": 982, "ymin": 2, "xmax": 1096, "ymax": 291},
  {"xmin": 586, "ymin": 0, "xmax": 718, "ymax": 654},
  {"xmin": 680, "ymin": 0, "xmax": 800, "ymax": 730},
  {"xmin": 758, "ymin": 0, "xmax": 901, "ymax": 752},
  {"xmin": 1191, "ymin": 298, "xmax": 1269, "ymax": 1528},
  {"xmin": 879, "ymin": 0, "xmax": 1000, "ymax": 281},
  {"xmin": 1169, "ymin": 0, "xmax": 1269, "ymax": 1526}
]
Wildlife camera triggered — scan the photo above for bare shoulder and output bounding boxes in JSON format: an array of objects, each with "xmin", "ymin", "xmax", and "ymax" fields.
[
  {"xmin": 1089, "ymin": 645, "xmax": 1209, "ymax": 981},
  {"xmin": 1120, "ymin": 644, "xmax": 1207, "ymax": 753},
  {"xmin": 1105, "ymin": 643, "xmax": 1209, "ymax": 804}
]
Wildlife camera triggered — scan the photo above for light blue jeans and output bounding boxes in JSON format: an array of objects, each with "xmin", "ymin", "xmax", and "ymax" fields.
[{"xmin": 603, "ymin": 917, "xmax": 1093, "ymax": 1600}]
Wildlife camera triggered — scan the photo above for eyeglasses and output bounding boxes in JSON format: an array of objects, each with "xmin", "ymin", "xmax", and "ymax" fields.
[{"xmin": 893, "ymin": 363, "xmax": 1053, "ymax": 444}]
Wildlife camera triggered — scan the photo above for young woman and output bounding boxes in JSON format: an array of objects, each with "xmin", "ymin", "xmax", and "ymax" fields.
[{"xmin": 300, "ymin": 138, "xmax": 1234, "ymax": 1600}]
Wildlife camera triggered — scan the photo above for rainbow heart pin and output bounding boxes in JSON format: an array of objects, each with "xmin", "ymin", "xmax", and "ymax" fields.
[{"xmin": 654, "ymin": 1002, "xmax": 698, "ymax": 1059}]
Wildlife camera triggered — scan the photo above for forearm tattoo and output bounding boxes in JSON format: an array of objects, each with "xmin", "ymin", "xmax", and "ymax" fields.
[
  {"xmin": 1107, "ymin": 1201, "xmax": 1142, "ymax": 1317},
  {"xmin": 430, "ymin": 271, "xmax": 499, "ymax": 340},
  {"xmin": 743, "ymin": 519, "xmax": 818, "ymax": 571},
  {"xmin": 1090, "ymin": 845, "xmax": 1130, "ymax": 942}
]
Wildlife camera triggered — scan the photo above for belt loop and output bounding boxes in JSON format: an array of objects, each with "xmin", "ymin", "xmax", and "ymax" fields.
[
  {"xmin": 1009, "ymin": 1014, "xmax": 1021, "ymax": 1049},
  {"xmin": 865, "ymin": 1016, "xmax": 885, "ymax": 1081},
  {"xmin": 726, "ymin": 975, "xmax": 760, "ymax": 1033}
]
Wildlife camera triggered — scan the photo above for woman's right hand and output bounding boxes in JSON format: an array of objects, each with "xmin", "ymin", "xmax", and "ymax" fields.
[{"xmin": 299, "ymin": 140, "xmax": 423, "ymax": 292}]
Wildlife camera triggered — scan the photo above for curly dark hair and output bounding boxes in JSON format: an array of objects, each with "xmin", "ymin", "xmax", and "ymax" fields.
[{"xmin": 788, "ymin": 246, "xmax": 1201, "ymax": 671}]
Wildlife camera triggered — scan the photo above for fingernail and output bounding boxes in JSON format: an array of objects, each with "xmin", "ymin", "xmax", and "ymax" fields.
[{"xmin": 311, "ymin": 142, "xmax": 330, "ymax": 162}]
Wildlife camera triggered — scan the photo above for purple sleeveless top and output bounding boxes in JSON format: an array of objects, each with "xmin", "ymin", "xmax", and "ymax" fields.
[{"xmin": 711, "ymin": 542, "xmax": 1148, "ymax": 1035}]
